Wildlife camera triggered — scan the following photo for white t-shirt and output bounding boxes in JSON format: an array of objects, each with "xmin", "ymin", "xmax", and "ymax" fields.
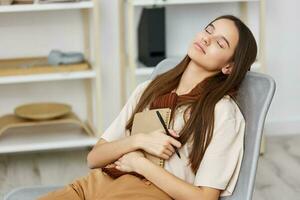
[{"xmin": 101, "ymin": 80, "xmax": 245, "ymax": 197}]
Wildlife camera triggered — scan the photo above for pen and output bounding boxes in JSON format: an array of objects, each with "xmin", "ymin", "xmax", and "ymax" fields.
[{"xmin": 156, "ymin": 111, "xmax": 181, "ymax": 159}]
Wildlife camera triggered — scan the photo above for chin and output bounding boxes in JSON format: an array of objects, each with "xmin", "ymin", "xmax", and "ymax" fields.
[
  {"xmin": 187, "ymin": 49, "xmax": 207, "ymax": 67},
  {"xmin": 187, "ymin": 53, "xmax": 220, "ymax": 73}
]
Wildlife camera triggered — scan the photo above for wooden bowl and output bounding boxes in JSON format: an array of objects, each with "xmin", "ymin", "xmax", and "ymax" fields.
[{"xmin": 14, "ymin": 102, "xmax": 72, "ymax": 120}]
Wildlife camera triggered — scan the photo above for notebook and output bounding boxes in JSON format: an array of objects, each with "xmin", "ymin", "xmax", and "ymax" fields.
[
  {"xmin": 102, "ymin": 108, "xmax": 172, "ymax": 179},
  {"xmin": 130, "ymin": 108, "xmax": 172, "ymax": 167}
]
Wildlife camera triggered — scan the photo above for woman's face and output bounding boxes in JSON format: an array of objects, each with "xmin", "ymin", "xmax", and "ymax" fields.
[{"xmin": 187, "ymin": 18, "xmax": 239, "ymax": 74}]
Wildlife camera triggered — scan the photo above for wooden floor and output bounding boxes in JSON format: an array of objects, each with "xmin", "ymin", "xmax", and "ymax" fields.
[
  {"xmin": 253, "ymin": 135, "xmax": 300, "ymax": 200},
  {"xmin": 0, "ymin": 134, "xmax": 299, "ymax": 200}
]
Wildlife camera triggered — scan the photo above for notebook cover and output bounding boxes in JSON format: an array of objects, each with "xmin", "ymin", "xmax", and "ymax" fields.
[{"xmin": 130, "ymin": 108, "xmax": 172, "ymax": 167}]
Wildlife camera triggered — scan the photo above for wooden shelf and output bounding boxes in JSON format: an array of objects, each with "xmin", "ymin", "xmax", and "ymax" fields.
[
  {"xmin": 0, "ymin": 56, "xmax": 96, "ymax": 84},
  {"xmin": 0, "ymin": 123, "xmax": 98, "ymax": 154},
  {"xmin": 0, "ymin": 70, "xmax": 96, "ymax": 84},
  {"xmin": 135, "ymin": 59, "xmax": 262, "ymax": 76},
  {"xmin": 0, "ymin": 1, "xmax": 93, "ymax": 13},
  {"xmin": 130, "ymin": 0, "xmax": 260, "ymax": 6}
]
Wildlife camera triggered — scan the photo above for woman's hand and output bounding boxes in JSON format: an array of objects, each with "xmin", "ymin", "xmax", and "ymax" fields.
[
  {"xmin": 135, "ymin": 129, "xmax": 182, "ymax": 160},
  {"xmin": 114, "ymin": 151, "xmax": 145, "ymax": 172}
]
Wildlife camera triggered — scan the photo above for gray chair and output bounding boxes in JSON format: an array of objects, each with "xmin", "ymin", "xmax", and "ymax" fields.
[{"xmin": 4, "ymin": 58, "xmax": 276, "ymax": 200}]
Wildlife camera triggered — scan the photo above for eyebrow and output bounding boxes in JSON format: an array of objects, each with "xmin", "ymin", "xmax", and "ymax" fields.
[{"xmin": 207, "ymin": 23, "xmax": 231, "ymax": 48}]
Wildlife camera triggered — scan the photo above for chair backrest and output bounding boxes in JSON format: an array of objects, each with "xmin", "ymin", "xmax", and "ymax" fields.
[{"xmin": 150, "ymin": 58, "xmax": 276, "ymax": 200}]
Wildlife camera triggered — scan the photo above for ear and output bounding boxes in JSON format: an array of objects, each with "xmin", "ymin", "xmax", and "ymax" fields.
[{"xmin": 221, "ymin": 62, "xmax": 234, "ymax": 75}]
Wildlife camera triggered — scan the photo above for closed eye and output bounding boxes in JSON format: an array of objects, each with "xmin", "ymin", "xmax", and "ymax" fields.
[
  {"xmin": 205, "ymin": 29, "xmax": 224, "ymax": 49},
  {"xmin": 217, "ymin": 41, "xmax": 224, "ymax": 49},
  {"xmin": 205, "ymin": 24, "xmax": 230, "ymax": 49},
  {"xmin": 205, "ymin": 29, "xmax": 211, "ymax": 34}
]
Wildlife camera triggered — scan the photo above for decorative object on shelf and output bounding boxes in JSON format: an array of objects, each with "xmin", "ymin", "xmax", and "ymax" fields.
[
  {"xmin": 12, "ymin": 0, "xmax": 33, "ymax": 4},
  {"xmin": 0, "ymin": 109, "xmax": 94, "ymax": 138},
  {"xmin": 48, "ymin": 49, "xmax": 85, "ymax": 65},
  {"xmin": 0, "ymin": 56, "xmax": 89, "ymax": 77},
  {"xmin": 0, "ymin": 0, "xmax": 14, "ymax": 5},
  {"xmin": 38, "ymin": 0, "xmax": 81, "ymax": 4},
  {"xmin": 138, "ymin": 7, "xmax": 166, "ymax": 67},
  {"xmin": 14, "ymin": 102, "xmax": 72, "ymax": 120}
]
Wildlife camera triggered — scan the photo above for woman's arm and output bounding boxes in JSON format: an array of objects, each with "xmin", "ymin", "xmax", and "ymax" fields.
[
  {"xmin": 87, "ymin": 136, "xmax": 140, "ymax": 169},
  {"xmin": 88, "ymin": 130, "xmax": 181, "ymax": 169},
  {"xmin": 88, "ymin": 81, "xmax": 152, "ymax": 168},
  {"xmin": 134, "ymin": 157, "xmax": 221, "ymax": 200}
]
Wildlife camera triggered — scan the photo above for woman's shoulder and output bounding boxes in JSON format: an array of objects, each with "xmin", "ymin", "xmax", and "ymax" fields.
[
  {"xmin": 215, "ymin": 95, "xmax": 245, "ymax": 122},
  {"xmin": 215, "ymin": 95, "xmax": 234, "ymax": 112}
]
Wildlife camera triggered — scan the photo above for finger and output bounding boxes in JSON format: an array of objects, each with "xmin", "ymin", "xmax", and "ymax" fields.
[
  {"xmin": 115, "ymin": 165, "xmax": 122, "ymax": 170},
  {"xmin": 163, "ymin": 149, "xmax": 173, "ymax": 156},
  {"xmin": 169, "ymin": 137, "xmax": 182, "ymax": 148},
  {"xmin": 114, "ymin": 161, "xmax": 121, "ymax": 166},
  {"xmin": 137, "ymin": 150, "xmax": 145, "ymax": 157},
  {"xmin": 168, "ymin": 129, "xmax": 179, "ymax": 137},
  {"xmin": 162, "ymin": 153, "xmax": 170, "ymax": 160},
  {"xmin": 166, "ymin": 144, "xmax": 175, "ymax": 153},
  {"xmin": 160, "ymin": 153, "xmax": 169, "ymax": 160}
]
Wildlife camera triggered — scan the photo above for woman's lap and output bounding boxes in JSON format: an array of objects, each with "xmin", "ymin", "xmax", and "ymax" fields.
[
  {"xmin": 99, "ymin": 174, "xmax": 171, "ymax": 200},
  {"xmin": 38, "ymin": 169, "xmax": 172, "ymax": 200}
]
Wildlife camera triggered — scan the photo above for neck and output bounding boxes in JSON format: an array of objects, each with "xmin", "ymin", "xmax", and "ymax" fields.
[{"xmin": 176, "ymin": 60, "xmax": 217, "ymax": 95}]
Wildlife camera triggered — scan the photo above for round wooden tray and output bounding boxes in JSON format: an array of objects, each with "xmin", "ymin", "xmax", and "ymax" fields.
[
  {"xmin": 0, "ymin": 112, "xmax": 95, "ymax": 137},
  {"xmin": 14, "ymin": 102, "xmax": 72, "ymax": 120}
]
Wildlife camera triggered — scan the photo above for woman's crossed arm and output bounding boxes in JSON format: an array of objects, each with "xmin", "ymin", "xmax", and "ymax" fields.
[{"xmin": 87, "ymin": 129, "xmax": 180, "ymax": 169}]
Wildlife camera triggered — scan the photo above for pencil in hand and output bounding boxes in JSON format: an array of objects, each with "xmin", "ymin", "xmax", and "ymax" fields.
[{"xmin": 156, "ymin": 111, "xmax": 181, "ymax": 159}]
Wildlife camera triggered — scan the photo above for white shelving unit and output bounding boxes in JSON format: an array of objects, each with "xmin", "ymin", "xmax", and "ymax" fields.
[
  {"xmin": 0, "ymin": 1, "xmax": 93, "ymax": 12},
  {"xmin": 0, "ymin": 70, "xmax": 97, "ymax": 84},
  {"xmin": 131, "ymin": 0, "xmax": 259, "ymax": 6},
  {"xmin": 0, "ymin": 0, "xmax": 102, "ymax": 154},
  {"xmin": 0, "ymin": 124, "xmax": 98, "ymax": 154},
  {"xmin": 121, "ymin": 0, "xmax": 267, "ymax": 154}
]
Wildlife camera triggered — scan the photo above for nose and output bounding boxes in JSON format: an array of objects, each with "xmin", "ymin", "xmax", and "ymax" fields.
[{"xmin": 202, "ymin": 34, "xmax": 211, "ymax": 46}]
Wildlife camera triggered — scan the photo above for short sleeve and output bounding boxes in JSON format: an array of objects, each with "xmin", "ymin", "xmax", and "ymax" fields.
[
  {"xmin": 101, "ymin": 80, "xmax": 151, "ymax": 142},
  {"xmin": 193, "ymin": 96, "xmax": 245, "ymax": 197}
]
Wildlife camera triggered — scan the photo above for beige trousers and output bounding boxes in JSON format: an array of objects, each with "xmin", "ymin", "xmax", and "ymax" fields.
[{"xmin": 38, "ymin": 169, "xmax": 172, "ymax": 200}]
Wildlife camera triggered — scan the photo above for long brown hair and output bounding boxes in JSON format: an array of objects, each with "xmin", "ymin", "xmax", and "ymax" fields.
[{"xmin": 126, "ymin": 15, "xmax": 257, "ymax": 173}]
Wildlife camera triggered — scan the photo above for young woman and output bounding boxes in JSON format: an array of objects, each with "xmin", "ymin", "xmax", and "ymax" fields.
[{"xmin": 39, "ymin": 14, "xmax": 257, "ymax": 200}]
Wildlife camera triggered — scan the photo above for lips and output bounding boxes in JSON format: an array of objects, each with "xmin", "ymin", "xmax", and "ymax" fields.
[{"xmin": 194, "ymin": 42, "xmax": 206, "ymax": 54}]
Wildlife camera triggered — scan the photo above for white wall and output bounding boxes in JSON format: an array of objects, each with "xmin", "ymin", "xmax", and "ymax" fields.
[{"xmin": 263, "ymin": 0, "xmax": 300, "ymax": 135}]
